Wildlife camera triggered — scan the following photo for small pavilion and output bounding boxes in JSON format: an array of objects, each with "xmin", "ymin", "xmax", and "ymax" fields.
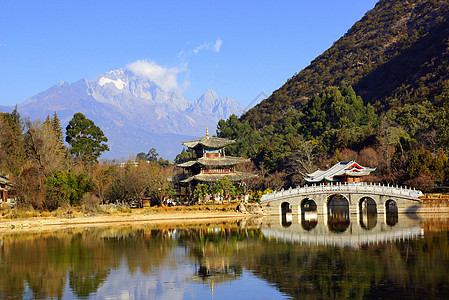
[{"xmin": 304, "ymin": 161, "xmax": 376, "ymax": 184}]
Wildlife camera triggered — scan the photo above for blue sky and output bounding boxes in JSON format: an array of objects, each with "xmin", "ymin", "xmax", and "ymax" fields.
[{"xmin": 0, "ymin": 0, "xmax": 378, "ymax": 108}]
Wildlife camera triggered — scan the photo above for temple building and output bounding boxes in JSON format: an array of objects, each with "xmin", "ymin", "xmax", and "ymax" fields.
[
  {"xmin": 304, "ymin": 161, "xmax": 376, "ymax": 184},
  {"xmin": 0, "ymin": 175, "xmax": 14, "ymax": 209},
  {"xmin": 175, "ymin": 129, "xmax": 254, "ymax": 196}
]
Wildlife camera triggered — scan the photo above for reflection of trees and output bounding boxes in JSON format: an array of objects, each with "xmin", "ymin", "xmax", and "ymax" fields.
[
  {"xmin": 237, "ymin": 243, "xmax": 381, "ymax": 299},
  {"xmin": 0, "ymin": 232, "xmax": 72, "ymax": 299},
  {"xmin": 170, "ymin": 220, "xmax": 449, "ymax": 299},
  {"xmin": 0, "ymin": 227, "xmax": 174, "ymax": 299},
  {"xmin": 67, "ymin": 233, "xmax": 111, "ymax": 298},
  {"xmin": 234, "ymin": 227, "xmax": 449, "ymax": 300},
  {"xmin": 69, "ymin": 269, "xmax": 109, "ymax": 299}
]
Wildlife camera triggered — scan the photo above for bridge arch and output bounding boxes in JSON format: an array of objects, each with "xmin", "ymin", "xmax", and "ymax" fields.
[
  {"xmin": 358, "ymin": 197, "xmax": 377, "ymax": 230},
  {"xmin": 300, "ymin": 198, "xmax": 317, "ymax": 214},
  {"xmin": 326, "ymin": 194, "xmax": 349, "ymax": 214},
  {"xmin": 280, "ymin": 202, "xmax": 292, "ymax": 227},
  {"xmin": 327, "ymin": 194, "xmax": 350, "ymax": 233},
  {"xmin": 385, "ymin": 199, "xmax": 398, "ymax": 226},
  {"xmin": 300, "ymin": 198, "xmax": 318, "ymax": 231}
]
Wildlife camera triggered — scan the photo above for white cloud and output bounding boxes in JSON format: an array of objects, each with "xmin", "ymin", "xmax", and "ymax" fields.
[
  {"xmin": 126, "ymin": 60, "xmax": 185, "ymax": 91},
  {"xmin": 192, "ymin": 38, "xmax": 223, "ymax": 54},
  {"xmin": 181, "ymin": 80, "xmax": 191, "ymax": 91},
  {"xmin": 214, "ymin": 38, "xmax": 223, "ymax": 52}
]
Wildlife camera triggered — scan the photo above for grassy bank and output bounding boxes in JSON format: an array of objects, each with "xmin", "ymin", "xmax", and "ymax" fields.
[{"xmin": 0, "ymin": 203, "xmax": 243, "ymax": 220}]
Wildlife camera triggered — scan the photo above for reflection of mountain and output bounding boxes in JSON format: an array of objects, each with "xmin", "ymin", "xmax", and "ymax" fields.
[{"xmin": 0, "ymin": 69, "xmax": 244, "ymax": 159}]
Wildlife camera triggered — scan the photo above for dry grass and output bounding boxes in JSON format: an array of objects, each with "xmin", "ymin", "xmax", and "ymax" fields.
[
  {"xmin": 0, "ymin": 203, "xmax": 240, "ymax": 220},
  {"xmin": 51, "ymin": 206, "xmax": 84, "ymax": 218},
  {"xmin": 2, "ymin": 207, "xmax": 42, "ymax": 219},
  {"xmin": 1, "ymin": 206, "xmax": 55, "ymax": 219}
]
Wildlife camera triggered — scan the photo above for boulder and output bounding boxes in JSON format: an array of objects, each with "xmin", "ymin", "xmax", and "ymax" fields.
[{"xmin": 237, "ymin": 203, "xmax": 248, "ymax": 213}]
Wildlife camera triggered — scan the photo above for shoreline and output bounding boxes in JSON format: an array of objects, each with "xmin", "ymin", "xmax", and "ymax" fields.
[
  {"xmin": 0, "ymin": 211, "xmax": 247, "ymax": 233},
  {"xmin": 1, "ymin": 207, "xmax": 449, "ymax": 234}
]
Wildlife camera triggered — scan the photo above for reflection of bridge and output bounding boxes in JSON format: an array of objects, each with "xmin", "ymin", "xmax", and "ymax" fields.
[
  {"xmin": 261, "ymin": 215, "xmax": 424, "ymax": 248},
  {"xmin": 261, "ymin": 182, "xmax": 423, "ymax": 215},
  {"xmin": 262, "ymin": 226, "xmax": 424, "ymax": 248}
]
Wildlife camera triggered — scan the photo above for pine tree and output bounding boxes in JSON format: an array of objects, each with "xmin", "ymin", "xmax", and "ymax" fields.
[
  {"xmin": 66, "ymin": 112, "xmax": 109, "ymax": 162},
  {"xmin": 44, "ymin": 115, "xmax": 51, "ymax": 127},
  {"xmin": 51, "ymin": 112, "xmax": 65, "ymax": 151},
  {"xmin": 0, "ymin": 106, "xmax": 26, "ymax": 175},
  {"xmin": 432, "ymin": 148, "xmax": 448, "ymax": 184}
]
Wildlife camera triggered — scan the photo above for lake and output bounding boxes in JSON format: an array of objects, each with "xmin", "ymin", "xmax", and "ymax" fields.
[{"xmin": 1, "ymin": 213, "xmax": 448, "ymax": 299}]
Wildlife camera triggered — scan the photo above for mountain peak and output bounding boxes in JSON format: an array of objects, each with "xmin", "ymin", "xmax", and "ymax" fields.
[
  {"xmin": 15, "ymin": 68, "xmax": 244, "ymax": 159},
  {"xmin": 202, "ymin": 88, "xmax": 218, "ymax": 100},
  {"xmin": 187, "ymin": 89, "xmax": 244, "ymax": 117},
  {"xmin": 97, "ymin": 76, "xmax": 127, "ymax": 90}
]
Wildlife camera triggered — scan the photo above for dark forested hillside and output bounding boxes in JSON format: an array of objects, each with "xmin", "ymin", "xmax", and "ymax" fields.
[
  {"xmin": 218, "ymin": 0, "xmax": 449, "ymax": 191},
  {"xmin": 243, "ymin": 0, "xmax": 449, "ymax": 128}
]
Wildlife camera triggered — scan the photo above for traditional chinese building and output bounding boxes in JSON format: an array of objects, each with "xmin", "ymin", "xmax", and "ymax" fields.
[
  {"xmin": 304, "ymin": 161, "xmax": 376, "ymax": 183},
  {"xmin": 0, "ymin": 175, "xmax": 14, "ymax": 208},
  {"xmin": 175, "ymin": 129, "xmax": 254, "ymax": 196}
]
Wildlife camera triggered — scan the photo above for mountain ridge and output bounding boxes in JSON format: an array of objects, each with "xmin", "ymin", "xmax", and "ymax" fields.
[
  {"xmin": 243, "ymin": 0, "xmax": 449, "ymax": 128},
  {"xmin": 215, "ymin": 0, "xmax": 449, "ymax": 189},
  {"xmin": 1, "ymin": 68, "xmax": 244, "ymax": 160}
]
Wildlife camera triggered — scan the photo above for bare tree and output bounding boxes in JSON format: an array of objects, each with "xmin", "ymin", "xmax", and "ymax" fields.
[
  {"xmin": 24, "ymin": 120, "xmax": 65, "ymax": 175},
  {"xmin": 289, "ymin": 140, "xmax": 320, "ymax": 177}
]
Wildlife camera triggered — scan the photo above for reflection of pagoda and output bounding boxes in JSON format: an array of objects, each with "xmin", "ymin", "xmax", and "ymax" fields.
[
  {"xmin": 187, "ymin": 229, "xmax": 242, "ymax": 299},
  {"xmin": 175, "ymin": 128, "xmax": 255, "ymax": 194}
]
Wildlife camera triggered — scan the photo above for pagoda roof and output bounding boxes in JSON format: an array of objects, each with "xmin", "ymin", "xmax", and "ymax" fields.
[
  {"xmin": 304, "ymin": 161, "xmax": 376, "ymax": 183},
  {"xmin": 177, "ymin": 156, "xmax": 248, "ymax": 168},
  {"xmin": 178, "ymin": 171, "xmax": 256, "ymax": 183},
  {"xmin": 181, "ymin": 136, "xmax": 235, "ymax": 149},
  {"xmin": 0, "ymin": 175, "xmax": 13, "ymax": 190}
]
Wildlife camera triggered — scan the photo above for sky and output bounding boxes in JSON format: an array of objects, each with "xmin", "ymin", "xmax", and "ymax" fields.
[{"xmin": 0, "ymin": 0, "xmax": 378, "ymax": 109}]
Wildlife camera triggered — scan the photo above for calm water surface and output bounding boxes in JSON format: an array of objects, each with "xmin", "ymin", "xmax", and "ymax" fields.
[{"xmin": 1, "ymin": 213, "xmax": 448, "ymax": 300}]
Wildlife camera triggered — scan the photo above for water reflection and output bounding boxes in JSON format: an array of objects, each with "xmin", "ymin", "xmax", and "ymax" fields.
[
  {"xmin": 360, "ymin": 211, "xmax": 377, "ymax": 230},
  {"xmin": 259, "ymin": 215, "xmax": 449, "ymax": 300},
  {"xmin": 0, "ymin": 216, "xmax": 448, "ymax": 300},
  {"xmin": 301, "ymin": 199, "xmax": 318, "ymax": 231},
  {"xmin": 386, "ymin": 200, "xmax": 399, "ymax": 226},
  {"xmin": 359, "ymin": 197, "xmax": 378, "ymax": 230},
  {"xmin": 327, "ymin": 195, "xmax": 350, "ymax": 232},
  {"xmin": 187, "ymin": 227, "xmax": 243, "ymax": 287},
  {"xmin": 281, "ymin": 202, "xmax": 292, "ymax": 227}
]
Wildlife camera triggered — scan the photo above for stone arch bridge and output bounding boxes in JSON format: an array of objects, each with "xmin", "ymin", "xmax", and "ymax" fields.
[{"xmin": 260, "ymin": 182, "xmax": 423, "ymax": 216}]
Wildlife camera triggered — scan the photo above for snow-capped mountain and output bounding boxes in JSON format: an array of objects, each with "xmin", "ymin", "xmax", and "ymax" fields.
[{"xmin": 1, "ymin": 69, "xmax": 245, "ymax": 160}]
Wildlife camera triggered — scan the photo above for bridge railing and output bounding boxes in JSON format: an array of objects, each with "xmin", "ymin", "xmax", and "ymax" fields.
[{"xmin": 260, "ymin": 182, "xmax": 423, "ymax": 202}]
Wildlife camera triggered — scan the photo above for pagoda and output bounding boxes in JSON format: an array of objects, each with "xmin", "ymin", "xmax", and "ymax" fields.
[
  {"xmin": 304, "ymin": 161, "xmax": 376, "ymax": 184},
  {"xmin": 175, "ymin": 128, "xmax": 254, "ymax": 193}
]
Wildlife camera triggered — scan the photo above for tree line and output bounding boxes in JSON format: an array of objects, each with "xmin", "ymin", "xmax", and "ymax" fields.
[
  {"xmin": 217, "ymin": 83, "xmax": 449, "ymax": 192},
  {"xmin": 0, "ymin": 108, "xmax": 174, "ymax": 211}
]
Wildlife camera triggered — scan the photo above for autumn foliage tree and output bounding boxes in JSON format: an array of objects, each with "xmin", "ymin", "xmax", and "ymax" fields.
[{"xmin": 0, "ymin": 106, "xmax": 26, "ymax": 176}]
